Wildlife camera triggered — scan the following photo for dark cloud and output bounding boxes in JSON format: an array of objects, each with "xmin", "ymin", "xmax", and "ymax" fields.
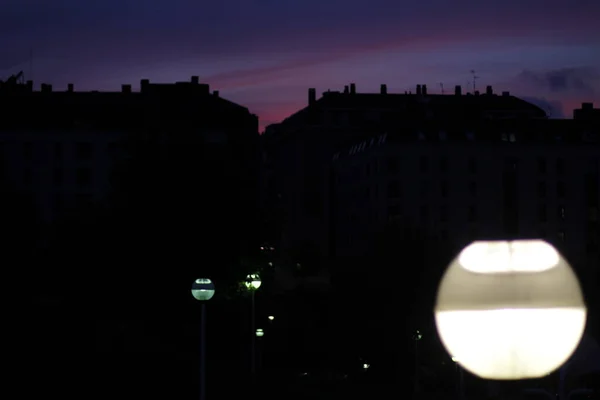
[
  {"xmin": 517, "ymin": 67, "xmax": 600, "ymax": 96},
  {"xmin": 520, "ymin": 96, "xmax": 565, "ymax": 118}
]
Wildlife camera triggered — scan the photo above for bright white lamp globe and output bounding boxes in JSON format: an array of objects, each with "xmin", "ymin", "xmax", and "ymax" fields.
[{"xmin": 434, "ymin": 240, "xmax": 586, "ymax": 380}]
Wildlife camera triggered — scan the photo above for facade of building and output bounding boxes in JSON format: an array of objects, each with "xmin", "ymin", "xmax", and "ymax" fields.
[
  {"xmin": 261, "ymin": 83, "xmax": 549, "ymax": 263},
  {"xmin": 330, "ymin": 117, "xmax": 599, "ymax": 269},
  {"xmin": 0, "ymin": 75, "xmax": 260, "ymax": 253}
]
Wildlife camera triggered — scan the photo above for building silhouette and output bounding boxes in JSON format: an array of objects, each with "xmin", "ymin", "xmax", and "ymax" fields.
[
  {"xmin": 261, "ymin": 83, "xmax": 551, "ymax": 263},
  {"xmin": 330, "ymin": 117, "xmax": 599, "ymax": 269},
  {"xmin": 0, "ymin": 74, "xmax": 260, "ymax": 255}
]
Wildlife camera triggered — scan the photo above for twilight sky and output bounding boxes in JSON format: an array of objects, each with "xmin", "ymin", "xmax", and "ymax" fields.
[{"xmin": 2, "ymin": 0, "xmax": 600, "ymax": 131}]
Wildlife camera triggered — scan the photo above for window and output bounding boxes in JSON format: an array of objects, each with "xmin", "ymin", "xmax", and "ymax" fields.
[
  {"xmin": 420, "ymin": 205, "xmax": 429, "ymax": 221},
  {"xmin": 440, "ymin": 205, "xmax": 448, "ymax": 222},
  {"xmin": 556, "ymin": 181, "xmax": 566, "ymax": 198},
  {"xmin": 386, "ymin": 157, "xmax": 398, "ymax": 174},
  {"xmin": 419, "ymin": 156, "xmax": 429, "ymax": 172},
  {"xmin": 23, "ymin": 168, "xmax": 32, "ymax": 184},
  {"xmin": 538, "ymin": 181, "xmax": 547, "ymax": 198},
  {"xmin": 76, "ymin": 168, "xmax": 92, "ymax": 186},
  {"xmin": 440, "ymin": 180, "xmax": 448, "ymax": 197},
  {"xmin": 539, "ymin": 204, "xmax": 547, "ymax": 222},
  {"xmin": 76, "ymin": 193, "xmax": 94, "ymax": 209},
  {"xmin": 387, "ymin": 180, "xmax": 401, "ymax": 199},
  {"xmin": 467, "ymin": 157, "xmax": 477, "ymax": 174},
  {"xmin": 52, "ymin": 194, "xmax": 63, "ymax": 215},
  {"xmin": 589, "ymin": 206, "xmax": 598, "ymax": 222},
  {"xmin": 538, "ymin": 157, "xmax": 546, "ymax": 174},
  {"xmin": 439, "ymin": 157, "xmax": 448, "ymax": 172},
  {"xmin": 54, "ymin": 143, "xmax": 62, "ymax": 160},
  {"xmin": 505, "ymin": 157, "xmax": 518, "ymax": 171},
  {"xmin": 76, "ymin": 142, "xmax": 93, "ymax": 160},
  {"xmin": 420, "ymin": 181, "xmax": 429, "ymax": 198},
  {"xmin": 556, "ymin": 158, "xmax": 565, "ymax": 174},
  {"xmin": 468, "ymin": 205, "xmax": 477, "ymax": 222},
  {"xmin": 53, "ymin": 168, "xmax": 63, "ymax": 185},
  {"xmin": 387, "ymin": 204, "xmax": 401, "ymax": 219},
  {"xmin": 468, "ymin": 181, "xmax": 478, "ymax": 197},
  {"xmin": 23, "ymin": 142, "xmax": 33, "ymax": 160},
  {"xmin": 557, "ymin": 205, "xmax": 566, "ymax": 220}
]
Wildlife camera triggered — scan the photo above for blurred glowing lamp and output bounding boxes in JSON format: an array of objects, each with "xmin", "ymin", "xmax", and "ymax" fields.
[
  {"xmin": 244, "ymin": 273, "xmax": 262, "ymax": 290},
  {"xmin": 255, "ymin": 328, "xmax": 264, "ymax": 337},
  {"xmin": 191, "ymin": 278, "xmax": 215, "ymax": 301},
  {"xmin": 268, "ymin": 315, "xmax": 275, "ymax": 321},
  {"xmin": 434, "ymin": 240, "xmax": 586, "ymax": 380}
]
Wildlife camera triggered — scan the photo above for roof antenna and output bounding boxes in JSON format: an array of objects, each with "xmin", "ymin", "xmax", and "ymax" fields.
[
  {"xmin": 439, "ymin": 82, "xmax": 444, "ymax": 94},
  {"xmin": 29, "ymin": 47, "xmax": 33, "ymax": 83},
  {"xmin": 470, "ymin": 70, "xmax": 479, "ymax": 92}
]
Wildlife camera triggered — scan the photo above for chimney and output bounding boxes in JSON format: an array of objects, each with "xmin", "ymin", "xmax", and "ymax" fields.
[
  {"xmin": 26, "ymin": 80, "xmax": 33, "ymax": 91},
  {"xmin": 67, "ymin": 83, "xmax": 74, "ymax": 92},
  {"xmin": 416, "ymin": 84, "xmax": 422, "ymax": 95},
  {"xmin": 486, "ymin": 85, "xmax": 493, "ymax": 96},
  {"xmin": 455, "ymin": 85, "xmax": 462, "ymax": 96},
  {"xmin": 343, "ymin": 85, "xmax": 349, "ymax": 94},
  {"xmin": 308, "ymin": 88, "xmax": 316, "ymax": 105},
  {"xmin": 213, "ymin": 90, "xmax": 219, "ymax": 97},
  {"xmin": 141, "ymin": 79, "xmax": 150, "ymax": 93},
  {"xmin": 422, "ymin": 84, "xmax": 427, "ymax": 95},
  {"xmin": 502, "ymin": 91, "xmax": 510, "ymax": 97},
  {"xmin": 122, "ymin": 84, "xmax": 132, "ymax": 93},
  {"xmin": 350, "ymin": 83, "xmax": 356, "ymax": 94},
  {"xmin": 380, "ymin": 84, "xmax": 387, "ymax": 94},
  {"xmin": 191, "ymin": 76, "xmax": 199, "ymax": 84}
]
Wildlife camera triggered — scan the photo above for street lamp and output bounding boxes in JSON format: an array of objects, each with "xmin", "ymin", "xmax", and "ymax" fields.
[
  {"xmin": 191, "ymin": 278, "xmax": 215, "ymax": 400},
  {"xmin": 434, "ymin": 240, "xmax": 586, "ymax": 380},
  {"xmin": 413, "ymin": 329, "xmax": 422, "ymax": 397},
  {"xmin": 244, "ymin": 273, "xmax": 261, "ymax": 377},
  {"xmin": 268, "ymin": 315, "xmax": 275, "ymax": 321},
  {"xmin": 256, "ymin": 328, "xmax": 264, "ymax": 337},
  {"xmin": 244, "ymin": 273, "xmax": 262, "ymax": 290}
]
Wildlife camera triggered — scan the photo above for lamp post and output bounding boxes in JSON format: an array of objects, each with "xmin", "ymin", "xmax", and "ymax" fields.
[
  {"xmin": 244, "ymin": 273, "xmax": 262, "ymax": 377},
  {"xmin": 191, "ymin": 278, "xmax": 215, "ymax": 400},
  {"xmin": 452, "ymin": 357, "xmax": 465, "ymax": 400},
  {"xmin": 434, "ymin": 240, "xmax": 586, "ymax": 380},
  {"xmin": 413, "ymin": 329, "xmax": 422, "ymax": 398}
]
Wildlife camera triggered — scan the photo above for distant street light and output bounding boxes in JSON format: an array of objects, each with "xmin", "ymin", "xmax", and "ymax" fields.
[
  {"xmin": 191, "ymin": 279, "xmax": 215, "ymax": 400},
  {"xmin": 268, "ymin": 315, "xmax": 274, "ymax": 321},
  {"xmin": 256, "ymin": 328, "xmax": 264, "ymax": 337},
  {"xmin": 413, "ymin": 329, "xmax": 423, "ymax": 397},
  {"xmin": 435, "ymin": 240, "xmax": 586, "ymax": 380},
  {"xmin": 244, "ymin": 273, "xmax": 262, "ymax": 377},
  {"xmin": 245, "ymin": 273, "xmax": 262, "ymax": 290}
]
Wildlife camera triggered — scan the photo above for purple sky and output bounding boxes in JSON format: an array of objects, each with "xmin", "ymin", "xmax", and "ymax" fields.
[{"xmin": 2, "ymin": 0, "xmax": 599, "ymax": 131}]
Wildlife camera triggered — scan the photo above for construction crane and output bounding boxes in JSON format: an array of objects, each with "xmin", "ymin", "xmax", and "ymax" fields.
[{"xmin": 0, "ymin": 70, "xmax": 25, "ymax": 88}]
